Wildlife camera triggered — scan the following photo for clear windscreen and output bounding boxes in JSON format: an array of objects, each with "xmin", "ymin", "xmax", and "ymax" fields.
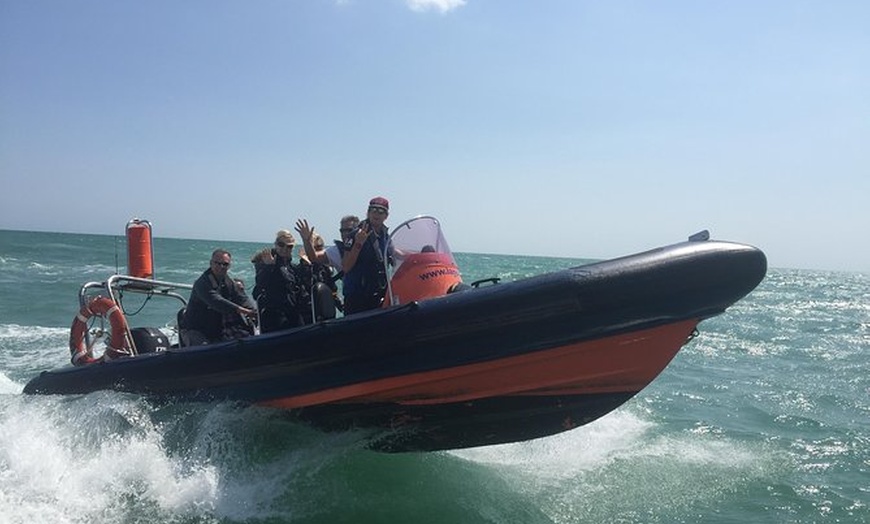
[{"xmin": 388, "ymin": 216, "xmax": 455, "ymax": 273}]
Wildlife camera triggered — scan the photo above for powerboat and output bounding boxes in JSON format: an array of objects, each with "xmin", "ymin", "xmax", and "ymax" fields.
[{"xmin": 23, "ymin": 218, "xmax": 767, "ymax": 452}]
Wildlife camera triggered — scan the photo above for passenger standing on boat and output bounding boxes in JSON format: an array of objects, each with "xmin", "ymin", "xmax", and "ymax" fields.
[
  {"xmin": 253, "ymin": 230, "xmax": 313, "ymax": 332},
  {"xmin": 295, "ymin": 215, "xmax": 359, "ymax": 274},
  {"xmin": 342, "ymin": 197, "xmax": 394, "ymax": 315},
  {"xmin": 329, "ymin": 215, "xmax": 360, "ymax": 272},
  {"xmin": 180, "ymin": 249, "xmax": 257, "ymax": 346}
]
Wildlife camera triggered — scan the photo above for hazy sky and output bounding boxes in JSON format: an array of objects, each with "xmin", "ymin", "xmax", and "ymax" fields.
[{"xmin": 2, "ymin": 1, "xmax": 868, "ymax": 272}]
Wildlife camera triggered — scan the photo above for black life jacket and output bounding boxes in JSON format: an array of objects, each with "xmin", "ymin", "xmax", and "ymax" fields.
[
  {"xmin": 344, "ymin": 222, "xmax": 391, "ymax": 298},
  {"xmin": 255, "ymin": 256, "xmax": 311, "ymax": 312}
]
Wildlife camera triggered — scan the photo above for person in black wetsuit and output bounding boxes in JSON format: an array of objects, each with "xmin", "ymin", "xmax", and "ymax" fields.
[
  {"xmin": 251, "ymin": 230, "xmax": 313, "ymax": 332},
  {"xmin": 180, "ymin": 249, "xmax": 257, "ymax": 346},
  {"xmin": 341, "ymin": 196, "xmax": 394, "ymax": 315}
]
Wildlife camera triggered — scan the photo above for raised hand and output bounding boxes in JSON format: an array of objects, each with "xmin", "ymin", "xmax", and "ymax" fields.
[
  {"xmin": 354, "ymin": 223, "xmax": 370, "ymax": 246},
  {"xmin": 295, "ymin": 218, "xmax": 314, "ymax": 244}
]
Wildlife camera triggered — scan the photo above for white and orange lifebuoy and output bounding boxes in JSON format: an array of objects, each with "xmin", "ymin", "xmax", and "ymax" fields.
[{"xmin": 69, "ymin": 296, "xmax": 131, "ymax": 366}]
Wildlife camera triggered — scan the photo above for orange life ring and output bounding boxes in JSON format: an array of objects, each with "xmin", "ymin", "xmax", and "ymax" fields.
[{"xmin": 69, "ymin": 296, "xmax": 131, "ymax": 366}]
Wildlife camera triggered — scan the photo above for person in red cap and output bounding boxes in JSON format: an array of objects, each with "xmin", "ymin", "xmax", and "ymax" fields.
[{"xmin": 341, "ymin": 196, "xmax": 394, "ymax": 314}]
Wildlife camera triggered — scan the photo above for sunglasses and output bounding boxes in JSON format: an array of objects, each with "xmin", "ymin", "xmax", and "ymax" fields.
[
  {"xmin": 211, "ymin": 260, "xmax": 230, "ymax": 267},
  {"xmin": 275, "ymin": 241, "xmax": 294, "ymax": 248},
  {"xmin": 368, "ymin": 207, "xmax": 387, "ymax": 215},
  {"xmin": 339, "ymin": 228, "xmax": 355, "ymax": 233}
]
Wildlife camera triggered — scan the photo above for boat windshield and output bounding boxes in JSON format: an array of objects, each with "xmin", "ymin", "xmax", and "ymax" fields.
[{"xmin": 387, "ymin": 215, "xmax": 456, "ymax": 274}]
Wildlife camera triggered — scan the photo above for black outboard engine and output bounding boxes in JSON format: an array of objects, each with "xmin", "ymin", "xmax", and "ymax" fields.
[{"xmin": 131, "ymin": 327, "xmax": 170, "ymax": 354}]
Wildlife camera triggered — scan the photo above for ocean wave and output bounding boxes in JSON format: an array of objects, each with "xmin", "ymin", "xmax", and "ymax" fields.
[
  {"xmin": 0, "ymin": 325, "xmax": 71, "ymax": 381},
  {"xmin": 0, "ymin": 324, "xmax": 69, "ymax": 344}
]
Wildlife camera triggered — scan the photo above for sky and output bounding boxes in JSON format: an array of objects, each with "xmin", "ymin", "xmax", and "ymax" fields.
[{"xmin": 1, "ymin": 0, "xmax": 868, "ymax": 272}]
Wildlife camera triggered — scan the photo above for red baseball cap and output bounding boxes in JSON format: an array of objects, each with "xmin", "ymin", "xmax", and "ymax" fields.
[{"xmin": 369, "ymin": 196, "xmax": 389, "ymax": 211}]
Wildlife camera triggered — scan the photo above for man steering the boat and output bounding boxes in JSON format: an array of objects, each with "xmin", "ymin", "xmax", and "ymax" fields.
[{"xmin": 180, "ymin": 249, "xmax": 257, "ymax": 346}]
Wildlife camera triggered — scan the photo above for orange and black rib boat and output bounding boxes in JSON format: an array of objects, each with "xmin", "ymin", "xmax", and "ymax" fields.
[{"xmin": 23, "ymin": 217, "xmax": 767, "ymax": 452}]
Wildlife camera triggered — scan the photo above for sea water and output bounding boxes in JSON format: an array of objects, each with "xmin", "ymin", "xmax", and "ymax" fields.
[{"xmin": 0, "ymin": 229, "xmax": 867, "ymax": 524}]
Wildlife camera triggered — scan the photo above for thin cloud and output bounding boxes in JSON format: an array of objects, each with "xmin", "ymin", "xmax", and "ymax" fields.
[{"xmin": 406, "ymin": 0, "xmax": 467, "ymax": 14}]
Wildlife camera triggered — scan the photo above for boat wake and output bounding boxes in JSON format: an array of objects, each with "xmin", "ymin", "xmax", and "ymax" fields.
[
  {"xmin": 450, "ymin": 409, "xmax": 656, "ymax": 472},
  {"xmin": 0, "ymin": 390, "xmax": 383, "ymax": 523},
  {"xmin": 0, "ymin": 384, "xmax": 783, "ymax": 524},
  {"xmin": 451, "ymin": 407, "xmax": 778, "ymax": 523}
]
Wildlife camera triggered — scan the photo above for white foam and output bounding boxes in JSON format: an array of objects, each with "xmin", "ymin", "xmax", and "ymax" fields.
[
  {"xmin": 0, "ymin": 324, "xmax": 70, "ymax": 372},
  {"xmin": 451, "ymin": 409, "xmax": 654, "ymax": 475},
  {"xmin": 80, "ymin": 263, "xmax": 117, "ymax": 275},
  {"xmin": 0, "ymin": 324, "xmax": 69, "ymax": 343},
  {"xmin": 0, "ymin": 396, "xmax": 221, "ymax": 523},
  {"xmin": 0, "ymin": 372, "xmax": 22, "ymax": 394},
  {"xmin": 450, "ymin": 406, "xmax": 768, "ymax": 514},
  {"xmin": 626, "ymin": 432, "xmax": 757, "ymax": 469}
]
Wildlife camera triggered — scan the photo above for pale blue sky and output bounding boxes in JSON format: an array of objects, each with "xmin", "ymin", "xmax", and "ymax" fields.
[{"xmin": 2, "ymin": 1, "xmax": 868, "ymax": 271}]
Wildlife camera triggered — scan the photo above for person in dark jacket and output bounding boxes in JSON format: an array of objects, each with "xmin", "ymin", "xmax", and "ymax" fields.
[
  {"xmin": 180, "ymin": 249, "xmax": 257, "ymax": 346},
  {"xmin": 341, "ymin": 196, "xmax": 394, "ymax": 315},
  {"xmin": 252, "ymin": 230, "xmax": 313, "ymax": 332}
]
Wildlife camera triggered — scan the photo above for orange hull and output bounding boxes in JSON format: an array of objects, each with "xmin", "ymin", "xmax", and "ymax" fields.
[{"xmin": 261, "ymin": 319, "xmax": 696, "ymax": 410}]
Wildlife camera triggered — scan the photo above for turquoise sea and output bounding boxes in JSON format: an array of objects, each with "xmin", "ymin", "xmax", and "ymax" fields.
[{"xmin": 0, "ymin": 229, "xmax": 867, "ymax": 524}]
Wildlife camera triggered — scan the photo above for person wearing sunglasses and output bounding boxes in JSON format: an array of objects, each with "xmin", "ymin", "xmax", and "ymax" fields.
[
  {"xmin": 329, "ymin": 215, "xmax": 360, "ymax": 272},
  {"xmin": 180, "ymin": 249, "xmax": 257, "ymax": 347},
  {"xmin": 341, "ymin": 196, "xmax": 394, "ymax": 315},
  {"xmin": 295, "ymin": 215, "xmax": 359, "ymax": 275},
  {"xmin": 251, "ymin": 230, "xmax": 316, "ymax": 332}
]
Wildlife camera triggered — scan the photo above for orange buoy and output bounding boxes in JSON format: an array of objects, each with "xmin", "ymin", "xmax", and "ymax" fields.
[
  {"xmin": 126, "ymin": 218, "xmax": 153, "ymax": 278},
  {"xmin": 386, "ymin": 252, "xmax": 462, "ymax": 306}
]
